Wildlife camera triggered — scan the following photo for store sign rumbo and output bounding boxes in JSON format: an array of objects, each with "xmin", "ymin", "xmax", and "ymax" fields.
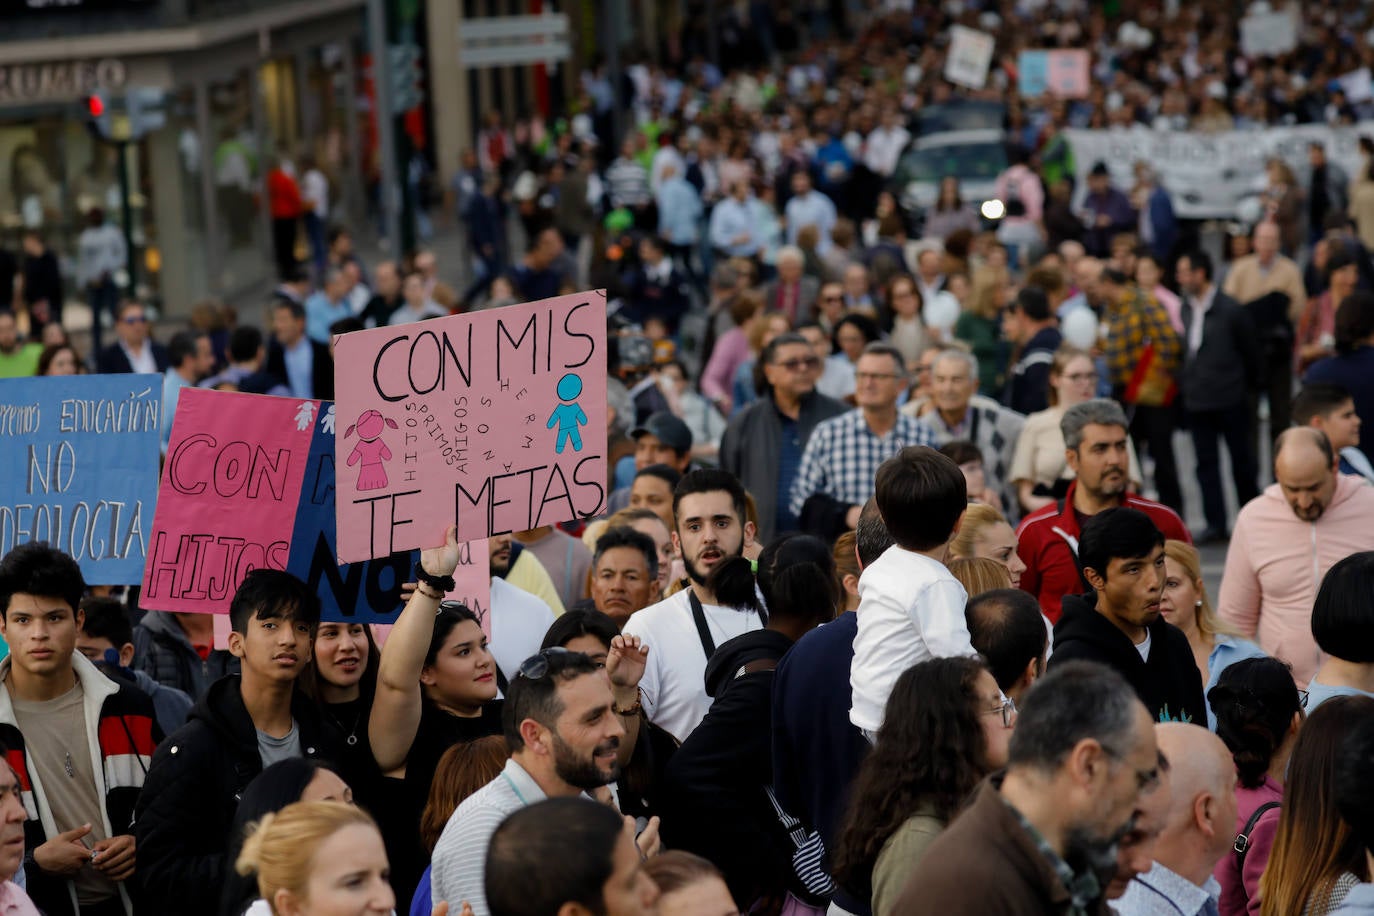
[{"xmin": 0, "ymin": 59, "xmax": 128, "ymax": 104}]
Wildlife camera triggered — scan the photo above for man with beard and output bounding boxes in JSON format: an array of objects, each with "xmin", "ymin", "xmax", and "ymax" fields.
[
  {"xmin": 430, "ymin": 646, "xmax": 654, "ymax": 915},
  {"xmin": 894, "ymin": 660, "xmax": 1160, "ymax": 914},
  {"xmin": 1048, "ymin": 508, "xmax": 1207, "ymax": 726},
  {"xmin": 1219, "ymin": 428, "xmax": 1374, "ymax": 687},
  {"xmin": 622, "ymin": 470, "xmax": 765, "ymax": 742},
  {"xmin": 1016, "ymin": 400, "xmax": 1190, "ymax": 622},
  {"xmin": 1103, "ymin": 752, "xmax": 1173, "ymax": 903}
]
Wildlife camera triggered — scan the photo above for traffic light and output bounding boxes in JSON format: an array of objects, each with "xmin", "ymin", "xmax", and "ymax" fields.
[{"xmin": 85, "ymin": 93, "xmax": 112, "ymax": 140}]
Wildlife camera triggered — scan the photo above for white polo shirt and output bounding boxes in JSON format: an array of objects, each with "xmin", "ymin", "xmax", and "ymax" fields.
[{"xmin": 621, "ymin": 587, "xmax": 765, "ymax": 743}]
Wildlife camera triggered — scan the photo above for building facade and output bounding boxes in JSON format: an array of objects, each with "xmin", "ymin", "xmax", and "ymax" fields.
[{"xmin": 0, "ymin": 0, "xmax": 368, "ymax": 320}]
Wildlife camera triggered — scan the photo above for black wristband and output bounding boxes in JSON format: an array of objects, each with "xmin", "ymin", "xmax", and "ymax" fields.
[{"xmin": 414, "ymin": 564, "xmax": 456, "ymax": 593}]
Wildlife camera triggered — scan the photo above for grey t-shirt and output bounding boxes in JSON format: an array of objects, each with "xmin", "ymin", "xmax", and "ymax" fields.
[{"xmin": 255, "ymin": 720, "xmax": 301, "ymax": 768}]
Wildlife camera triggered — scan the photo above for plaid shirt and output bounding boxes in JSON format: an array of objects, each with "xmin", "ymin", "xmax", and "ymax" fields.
[
  {"xmin": 1103, "ymin": 286, "xmax": 1183, "ymax": 389},
  {"xmin": 1005, "ymin": 798, "xmax": 1102, "ymax": 916},
  {"xmin": 789, "ymin": 409, "xmax": 935, "ymax": 516}
]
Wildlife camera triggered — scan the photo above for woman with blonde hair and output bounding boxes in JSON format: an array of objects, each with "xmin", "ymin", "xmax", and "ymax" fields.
[
  {"xmin": 945, "ymin": 557, "xmax": 1012, "ymax": 598},
  {"xmin": 946, "ymin": 502, "xmax": 1027, "ymax": 590},
  {"xmin": 1008, "ymin": 345, "xmax": 1143, "ymax": 514},
  {"xmin": 1158, "ymin": 540, "xmax": 1265, "ymax": 729},
  {"xmin": 236, "ymin": 801, "xmax": 392, "ymax": 916}
]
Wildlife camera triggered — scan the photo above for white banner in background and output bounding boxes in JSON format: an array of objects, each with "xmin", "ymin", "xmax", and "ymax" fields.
[
  {"xmin": 1064, "ymin": 124, "xmax": 1374, "ymax": 220},
  {"xmin": 944, "ymin": 26, "xmax": 995, "ymax": 90},
  {"xmin": 1239, "ymin": 6, "xmax": 1299, "ymax": 58}
]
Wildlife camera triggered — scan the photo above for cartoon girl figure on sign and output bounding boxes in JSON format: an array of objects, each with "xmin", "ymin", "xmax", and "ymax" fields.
[{"xmin": 345, "ymin": 409, "xmax": 399, "ymax": 490}]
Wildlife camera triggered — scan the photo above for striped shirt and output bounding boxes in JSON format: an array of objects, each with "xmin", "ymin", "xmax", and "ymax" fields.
[{"xmin": 430, "ymin": 758, "xmax": 548, "ymax": 915}]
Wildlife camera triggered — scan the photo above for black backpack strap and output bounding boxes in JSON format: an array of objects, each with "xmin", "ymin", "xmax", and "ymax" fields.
[
  {"xmin": 688, "ymin": 590, "xmax": 717, "ymax": 659},
  {"xmin": 1234, "ymin": 801, "xmax": 1280, "ymax": 867}
]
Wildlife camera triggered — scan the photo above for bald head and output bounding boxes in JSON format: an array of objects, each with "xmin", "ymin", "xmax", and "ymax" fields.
[
  {"xmin": 1150, "ymin": 723, "xmax": 1237, "ymax": 885},
  {"xmin": 1274, "ymin": 427, "xmax": 1338, "ymax": 522}
]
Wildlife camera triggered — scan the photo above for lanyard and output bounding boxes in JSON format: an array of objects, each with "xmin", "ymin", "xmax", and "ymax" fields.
[{"xmin": 687, "ymin": 589, "xmax": 767, "ymax": 659}]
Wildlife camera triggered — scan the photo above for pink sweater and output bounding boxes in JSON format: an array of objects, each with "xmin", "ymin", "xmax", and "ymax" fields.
[
  {"xmin": 700, "ymin": 327, "xmax": 751, "ymax": 405},
  {"xmin": 1215, "ymin": 776, "xmax": 1283, "ymax": 916},
  {"xmin": 1218, "ymin": 475, "xmax": 1374, "ymax": 687}
]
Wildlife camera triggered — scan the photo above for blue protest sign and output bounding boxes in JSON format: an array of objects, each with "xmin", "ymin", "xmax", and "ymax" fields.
[
  {"xmin": 0, "ymin": 374, "xmax": 161, "ymax": 583},
  {"xmin": 286, "ymin": 402, "xmax": 418, "ymax": 622},
  {"xmin": 1018, "ymin": 51, "xmax": 1049, "ymax": 98}
]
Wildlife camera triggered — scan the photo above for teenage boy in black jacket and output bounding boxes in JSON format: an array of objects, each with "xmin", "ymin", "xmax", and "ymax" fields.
[
  {"xmin": 135, "ymin": 570, "xmax": 342, "ymax": 915},
  {"xmin": 1048, "ymin": 507, "xmax": 1207, "ymax": 725}
]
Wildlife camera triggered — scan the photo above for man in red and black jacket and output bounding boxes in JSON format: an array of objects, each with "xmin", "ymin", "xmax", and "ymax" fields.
[
  {"xmin": 1017, "ymin": 399, "xmax": 1190, "ymax": 622},
  {"xmin": 0, "ymin": 543, "xmax": 161, "ymax": 916}
]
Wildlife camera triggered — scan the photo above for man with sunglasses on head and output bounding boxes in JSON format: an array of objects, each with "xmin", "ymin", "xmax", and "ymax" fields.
[
  {"xmin": 430, "ymin": 640, "xmax": 656, "ymax": 916},
  {"xmin": 94, "ymin": 301, "xmax": 169, "ymax": 375},
  {"xmin": 719, "ymin": 332, "xmax": 847, "ymax": 543}
]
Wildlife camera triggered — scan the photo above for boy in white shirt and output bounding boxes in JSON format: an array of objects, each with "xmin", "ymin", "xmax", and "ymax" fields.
[{"xmin": 850, "ymin": 445, "xmax": 977, "ymax": 737}]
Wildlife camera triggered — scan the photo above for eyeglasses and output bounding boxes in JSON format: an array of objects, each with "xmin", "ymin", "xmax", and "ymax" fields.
[
  {"xmin": 855, "ymin": 371, "xmax": 902, "ymax": 383},
  {"xmin": 775, "ymin": 356, "xmax": 821, "ymax": 371},
  {"xmin": 983, "ymin": 696, "xmax": 1017, "ymax": 728},
  {"xmin": 821, "ymin": 295, "xmax": 844, "ymax": 303},
  {"xmin": 121, "ymin": 315, "xmax": 148, "ymax": 325},
  {"xmin": 1298, "ymin": 689, "xmax": 1310, "ymax": 709},
  {"xmin": 1104, "ymin": 746, "xmax": 1163, "ymax": 793},
  {"xmin": 518, "ymin": 646, "xmax": 573, "ymax": 681}
]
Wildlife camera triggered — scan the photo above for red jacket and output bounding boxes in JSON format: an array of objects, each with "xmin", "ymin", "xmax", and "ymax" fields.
[
  {"xmin": 1015, "ymin": 480, "xmax": 1191, "ymax": 621},
  {"xmin": 267, "ymin": 168, "xmax": 302, "ymax": 219}
]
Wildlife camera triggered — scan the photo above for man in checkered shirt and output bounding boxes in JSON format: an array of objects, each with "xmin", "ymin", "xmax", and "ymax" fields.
[{"xmin": 789, "ymin": 342, "xmax": 935, "ymax": 539}]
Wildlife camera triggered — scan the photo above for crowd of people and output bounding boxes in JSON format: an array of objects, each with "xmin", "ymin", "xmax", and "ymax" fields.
[{"xmin": 3, "ymin": 3, "xmax": 1374, "ymax": 916}]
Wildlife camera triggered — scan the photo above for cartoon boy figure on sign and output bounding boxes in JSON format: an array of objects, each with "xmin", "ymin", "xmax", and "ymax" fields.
[
  {"xmin": 345, "ymin": 409, "xmax": 399, "ymax": 490},
  {"xmin": 547, "ymin": 373, "xmax": 588, "ymax": 454}
]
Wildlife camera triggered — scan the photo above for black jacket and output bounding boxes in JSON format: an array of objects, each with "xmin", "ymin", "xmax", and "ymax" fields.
[
  {"xmin": 662, "ymin": 629, "xmax": 797, "ymax": 909},
  {"xmin": 719, "ymin": 390, "xmax": 848, "ymax": 543},
  {"xmin": 1050, "ymin": 593, "xmax": 1207, "ymax": 725},
  {"xmin": 265, "ymin": 337, "xmax": 334, "ymax": 400},
  {"xmin": 134, "ymin": 675, "xmax": 342, "ymax": 915},
  {"xmin": 1179, "ymin": 290, "xmax": 1260, "ymax": 413},
  {"xmin": 95, "ymin": 340, "xmax": 170, "ymax": 375}
]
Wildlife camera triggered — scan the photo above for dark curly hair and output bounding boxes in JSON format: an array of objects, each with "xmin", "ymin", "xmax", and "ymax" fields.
[
  {"xmin": 1209, "ymin": 656, "xmax": 1302, "ymax": 790},
  {"xmin": 830, "ymin": 656, "xmax": 991, "ymax": 898}
]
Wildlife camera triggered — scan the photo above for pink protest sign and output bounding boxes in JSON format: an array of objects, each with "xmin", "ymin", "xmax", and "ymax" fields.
[
  {"xmin": 449, "ymin": 538, "xmax": 494, "ymax": 639},
  {"xmin": 1045, "ymin": 50, "xmax": 1090, "ymax": 99},
  {"xmin": 332, "ymin": 292, "xmax": 608, "ymax": 563},
  {"xmin": 141, "ymin": 389, "xmax": 319, "ymax": 613}
]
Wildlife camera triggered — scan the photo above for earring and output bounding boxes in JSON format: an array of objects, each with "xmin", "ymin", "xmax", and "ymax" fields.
[{"xmin": 1195, "ymin": 600, "xmax": 1203, "ymax": 608}]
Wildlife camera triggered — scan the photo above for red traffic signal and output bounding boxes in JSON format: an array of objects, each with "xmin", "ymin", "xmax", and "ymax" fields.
[{"xmin": 86, "ymin": 94, "xmax": 105, "ymax": 118}]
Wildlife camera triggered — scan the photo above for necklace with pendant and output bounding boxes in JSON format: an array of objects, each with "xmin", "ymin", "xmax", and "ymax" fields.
[
  {"xmin": 64, "ymin": 752, "xmax": 75, "ymax": 778},
  {"xmin": 327, "ymin": 704, "xmax": 363, "ymax": 747}
]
